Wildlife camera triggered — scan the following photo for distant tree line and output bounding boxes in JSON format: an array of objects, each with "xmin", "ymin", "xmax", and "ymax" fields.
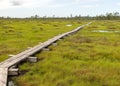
[
  {"xmin": 94, "ymin": 12, "xmax": 120, "ymax": 20},
  {"xmin": 0, "ymin": 12, "xmax": 120, "ymax": 20},
  {"xmin": 29, "ymin": 12, "xmax": 120, "ymax": 20}
]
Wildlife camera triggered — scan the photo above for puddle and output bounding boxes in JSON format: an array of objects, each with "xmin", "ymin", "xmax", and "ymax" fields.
[
  {"xmin": 66, "ymin": 24, "xmax": 72, "ymax": 27},
  {"xmin": 8, "ymin": 81, "xmax": 16, "ymax": 86},
  {"xmin": 92, "ymin": 30, "xmax": 119, "ymax": 33}
]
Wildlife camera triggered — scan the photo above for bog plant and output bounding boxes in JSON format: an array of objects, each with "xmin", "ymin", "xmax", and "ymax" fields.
[
  {"xmin": 0, "ymin": 19, "xmax": 86, "ymax": 62},
  {"xmin": 12, "ymin": 20, "xmax": 120, "ymax": 86}
]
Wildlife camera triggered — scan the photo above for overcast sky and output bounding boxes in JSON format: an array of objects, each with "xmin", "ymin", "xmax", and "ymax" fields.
[{"xmin": 0, "ymin": 0, "xmax": 120, "ymax": 17}]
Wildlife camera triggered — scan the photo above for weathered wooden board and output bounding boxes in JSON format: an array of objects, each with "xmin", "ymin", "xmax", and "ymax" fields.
[{"xmin": 0, "ymin": 68, "xmax": 8, "ymax": 86}]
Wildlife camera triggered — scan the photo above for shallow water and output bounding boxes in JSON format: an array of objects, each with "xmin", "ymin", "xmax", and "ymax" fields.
[
  {"xmin": 66, "ymin": 24, "xmax": 72, "ymax": 27},
  {"xmin": 8, "ymin": 81, "xmax": 15, "ymax": 86},
  {"xmin": 92, "ymin": 30, "xmax": 119, "ymax": 33}
]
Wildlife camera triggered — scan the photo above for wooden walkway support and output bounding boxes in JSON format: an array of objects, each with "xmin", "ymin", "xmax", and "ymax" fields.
[{"xmin": 0, "ymin": 22, "xmax": 92, "ymax": 86}]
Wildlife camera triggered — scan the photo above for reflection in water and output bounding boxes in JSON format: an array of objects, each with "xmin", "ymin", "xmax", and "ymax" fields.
[
  {"xmin": 92, "ymin": 30, "xmax": 119, "ymax": 33},
  {"xmin": 8, "ymin": 81, "xmax": 14, "ymax": 86}
]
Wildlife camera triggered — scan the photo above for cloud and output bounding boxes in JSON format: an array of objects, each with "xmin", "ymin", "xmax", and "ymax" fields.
[
  {"xmin": 10, "ymin": 0, "xmax": 23, "ymax": 6},
  {"xmin": 0, "ymin": 0, "xmax": 100, "ymax": 10},
  {"xmin": 0, "ymin": 0, "xmax": 11, "ymax": 9},
  {"xmin": 0, "ymin": 0, "xmax": 54, "ymax": 9}
]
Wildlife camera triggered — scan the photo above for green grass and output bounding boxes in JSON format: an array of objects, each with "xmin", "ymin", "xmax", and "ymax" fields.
[
  {"xmin": 1, "ymin": 19, "xmax": 120, "ymax": 86},
  {"xmin": 0, "ymin": 19, "xmax": 86, "ymax": 61},
  {"xmin": 12, "ymin": 20, "xmax": 120, "ymax": 86}
]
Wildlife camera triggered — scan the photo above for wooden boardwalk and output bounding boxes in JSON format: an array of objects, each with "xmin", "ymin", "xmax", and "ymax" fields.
[
  {"xmin": 0, "ymin": 22, "xmax": 92, "ymax": 86},
  {"xmin": 0, "ymin": 68, "xmax": 8, "ymax": 86}
]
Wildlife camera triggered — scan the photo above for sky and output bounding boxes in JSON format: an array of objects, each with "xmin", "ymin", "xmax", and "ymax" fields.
[{"xmin": 0, "ymin": 0, "xmax": 120, "ymax": 18}]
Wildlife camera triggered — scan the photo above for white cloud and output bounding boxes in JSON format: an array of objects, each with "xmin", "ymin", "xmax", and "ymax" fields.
[
  {"xmin": 0, "ymin": 0, "xmax": 100, "ymax": 10},
  {"xmin": 22, "ymin": 0, "xmax": 54, "ymax": 7},
  {"xmin": 0, "ymin": 0, "xmax": 11, "ymax": 9},
  {"xmin": 0, "ymin": 0, "xmax": 54, "ymax": 9}
]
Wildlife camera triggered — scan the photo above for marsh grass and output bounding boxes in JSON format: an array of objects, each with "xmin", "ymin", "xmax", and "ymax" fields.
[
  {"xmin": 12, "ymin": 20, "xmax": 120, "ymax": 86},
  {"xmin": 0, "ymin": 19, "xmax": 86, "ymax": 61}
]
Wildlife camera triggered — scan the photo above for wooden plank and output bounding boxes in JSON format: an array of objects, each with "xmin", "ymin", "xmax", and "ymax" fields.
[
  {"xmin": 27, "ymin": 57, "xmax": 38, "ymax": 63},
  {"xmin": 8, "ymin": 68, "xmax": 19, "ymax": 76},
  {"xmin": 0, "ymin": 68, "xmax": 8, "ymax": 86}
]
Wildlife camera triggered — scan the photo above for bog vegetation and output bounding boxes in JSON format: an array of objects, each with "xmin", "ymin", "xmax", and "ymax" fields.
[
  {"xmin": 0, "ymin": 19, "xmax": 120, "ymax": 86},
  {"xmin": 10, "ymin": 20, "xmax": 120, "ymax": 86},
  {"xmin": 0, "ymin": 19, "xmax": 86, "ymax": 62}
]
